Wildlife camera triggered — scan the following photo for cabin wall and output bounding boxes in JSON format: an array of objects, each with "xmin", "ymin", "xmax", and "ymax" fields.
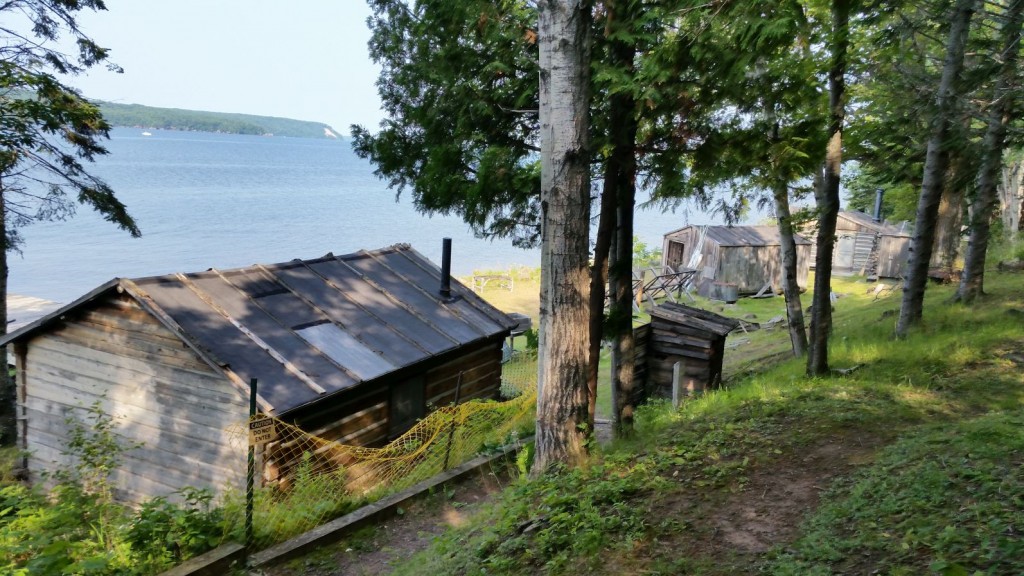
[
  {"xmin": 289, "ymin": 338, "xmax": 504, "ymax": 448},
  {"xmin": 20, "ymin": 295, "xmax": 247, "ymax": 503},
  {"xmin": 877, "ymin": 236, "xmax": 910, "ymax": 278},
  {"xmin": 716, "ymin": 246, "xmax": 784, "ymax": 293},
  {"xmin": 265, "ymin": 338, "xmax": 504, "ymax": 487},
  {"xmin": 646, "ymin": 317, "xmax": 717, "ymax": 398}
]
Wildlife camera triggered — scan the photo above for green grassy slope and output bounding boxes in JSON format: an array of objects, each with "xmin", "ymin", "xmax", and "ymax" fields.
[{"xmin": 391, "ymin": 251, "xmax": 1024, "ymax": 575}]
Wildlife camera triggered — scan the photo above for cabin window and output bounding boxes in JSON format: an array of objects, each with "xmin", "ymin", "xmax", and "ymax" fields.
[{"xmin": 389, "ymin": 376, "xmax": 425, "ymax": 439}]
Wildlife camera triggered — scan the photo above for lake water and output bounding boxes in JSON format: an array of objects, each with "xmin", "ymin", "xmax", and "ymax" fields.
[{"xmin": 11, "ymin": 128, "xmax": 739, "ymax": 304}]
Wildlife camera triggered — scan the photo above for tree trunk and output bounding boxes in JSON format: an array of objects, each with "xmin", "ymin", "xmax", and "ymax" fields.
[
  {"xmin": 769, "ymin": 120, "xmax": 808, "ymax": 357},
  {"xmin": 807, "ymin": 0, "xmax": 849, "ymax": 376},
  {"xmin": 1000, "ymin": 158, "xmax": 1023, "ymax": 242},
  {"xmin": 586, "ymin": 179, "xmax": 615, "ymax": 430},
  {"xmin": 0, "ymin": 187, "xmax": 12, "ymax": 447},
  {"xmin": 897, "ymin": 0, "xmax": 977, "ymax": 337},
  {"xmin": 931, "ymin": 168, "xmax": 965, "ymax": 273},
  {"xmin": 534, "ymin": 0, "xmax": 592, "ymax": 473},
  {"xmin": 956, "ymin": 0, "xmax": 1024, "ymax": 303},
  {"xmin": 602, "ymin": 0, "xmax": 640, "ymax": 439},
  {"xmin": 611, "ymin": 162, "xmax": 636, "ymax": 438},
  {"xmin": 773, "ymin": 178, "xmax": 808, "ymax": 357}
]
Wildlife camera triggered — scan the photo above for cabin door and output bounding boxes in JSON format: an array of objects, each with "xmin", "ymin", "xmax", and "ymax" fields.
[
  {"xmin": 388, "ymin": 375, "xmax": 425, "ymax": 439},
  {"xmin": 666, "ymin": 241, "xmax": 685, "ymax": 269}
]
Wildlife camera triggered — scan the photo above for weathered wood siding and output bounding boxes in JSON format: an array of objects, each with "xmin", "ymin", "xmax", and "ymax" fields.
[
  {"xmin": 714, "ymin": 245, "xmax": 809, "ymax": 293},
  {"xmin": 628, "ymin": 324, "xmax": 651, "ymax": 406},
  {"xmin": 647, "ymin": 318, "xmax": 719, "ymax": 398},
  {"xmin": 877, "ymin": 235, "xmax": 910, "ymax": 278},
  {"xmin": 19, "ymin": 295, "xmax": 247, "ymax": 503},
  {"xmin": 424, "ymin": 341, "xmax": 503, "ymax": 406}
]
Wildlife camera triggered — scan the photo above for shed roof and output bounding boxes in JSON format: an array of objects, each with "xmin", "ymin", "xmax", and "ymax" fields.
[
  {"xmin": 836, "ymin": 210, "xmax": 912, "ymax": 237},
  {"xmin": 649, "ymin": 302, "xmax": 740, "ymax": 337},
  {"xmin": 666, "ymin": 225, "xmax": 811, "ymax": 247},
  {"xmin": 2, "ymin": 244, "xmax": 518, "ymax": 416}
]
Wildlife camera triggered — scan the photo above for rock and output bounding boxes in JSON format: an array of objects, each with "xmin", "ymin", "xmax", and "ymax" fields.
[{"xmin": 743, "ymin": 313, "xmax": 757, "ymax": 320}]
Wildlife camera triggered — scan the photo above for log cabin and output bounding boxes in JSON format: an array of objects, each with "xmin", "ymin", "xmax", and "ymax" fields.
[
  {"xmin": 662, "ymin": 225, "xmax": 811, "ymax": 297},
  {"xmin": 1, "ymin": 244, "xmax": 518, "ymax": 503},
  {"xmin": 804, "ymin": 210, "xmax": 911, "ymax": 279}
]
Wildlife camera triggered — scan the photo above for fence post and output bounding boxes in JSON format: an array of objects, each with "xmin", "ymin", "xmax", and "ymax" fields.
[
  {"xmin": 442, "ymin": 371, "xmax": 464, "ymax": 471},
  {"xmin": 672, "ymin": 361, "xmax": 683, "ymax": 409},
  {"xmin": 246, "ymin": 378, "xmax": 257, "ymax": 553}
]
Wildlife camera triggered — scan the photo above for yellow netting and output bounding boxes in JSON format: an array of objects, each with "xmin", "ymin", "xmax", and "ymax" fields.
[{"xmin": 225, "ymin": 349, "xmax": 537, "ymax": 547}]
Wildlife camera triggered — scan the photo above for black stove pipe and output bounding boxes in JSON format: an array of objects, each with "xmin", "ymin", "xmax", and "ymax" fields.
[{"xmin": 440, "ymin": 238, "xmax": 452, "ymax": 299}]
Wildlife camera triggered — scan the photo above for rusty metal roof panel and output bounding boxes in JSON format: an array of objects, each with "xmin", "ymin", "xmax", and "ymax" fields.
[{"xmin": 705, "ymin": 226, "xmax": 812, "ymax": 247}]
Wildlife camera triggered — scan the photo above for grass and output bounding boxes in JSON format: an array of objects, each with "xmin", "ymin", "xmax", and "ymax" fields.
[{"xmin": 386, "ymin": 254, "xmax": 1024, "ymax": 575}]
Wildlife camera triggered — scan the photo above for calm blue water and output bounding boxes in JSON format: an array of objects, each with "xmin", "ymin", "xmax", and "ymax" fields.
[{"xmin": 11, "ymin": 128, "xmax": 720, "ymax": 304}]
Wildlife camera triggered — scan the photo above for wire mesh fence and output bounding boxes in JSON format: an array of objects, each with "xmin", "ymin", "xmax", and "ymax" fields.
[{"xmin": 226, "ymin": 349, "xmax": 538, "ymax": 548}]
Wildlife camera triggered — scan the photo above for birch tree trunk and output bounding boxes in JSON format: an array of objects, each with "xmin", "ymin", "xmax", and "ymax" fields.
[
  {"xmin": 897, "ymin": 0, "xmax": 977, "ymax": 337},
  {"xmin": 773, "ymin": 178, "xmax": 808, "ymax": 357},
  {"xmin": 769, "ymin": 120, "xmax": 808, "ymax": 357},
  {"xmin": 956, "ymin": 0, "xmax": 1024, "ymax": 302},
  {"xmin": 0, "ymin": 186, "xmax": 12, "ymax": 447},
  {"xmin": 534, "ymin": 0, "xmax": 592, "ymax": 473},
  {"xmin": 807, "ymin": 0, "xmax": 849, "ymax": 376},
  {"xmin": 1000, "ymin": 158, "xmax": 1023, "ymax": 242}
]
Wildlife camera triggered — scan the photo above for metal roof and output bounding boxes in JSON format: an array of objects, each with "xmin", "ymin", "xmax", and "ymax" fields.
[
  {"xmin": 837, "ymin": 210, "xmax": 912, "ymax": 237},
  {"xmin": 666, "ymin": 225, "xmax": 812, "ymax": 247},
  {"xmin": 3, "ymin": 244, "xmax": 517, "ymax": 416}
]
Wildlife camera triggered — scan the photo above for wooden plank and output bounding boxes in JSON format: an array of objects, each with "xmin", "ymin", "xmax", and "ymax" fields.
[
  {"xmin": 53, "ymin": 322, "xmax": 215, "ymax": 373},
  {"xmin": 28, "ymin": 337, "xmax": 246, "ymax": 404},
  {"xmin": 425, "ymin": 362, "xmax": 497, "ymax": 399},
  {"xmin": 25, "ymin": 394, "xmax": 242, "ymax": 454},
  {"xmin": 27, "ymin": 370, "xmax": 244, "ymax": 431},
  {"xmin": 427, "ymin": 375, "xmax": 500, "ymax": 406},
  {"xmin": 28, "ymin": 354, "xmax": 244, "ymax": 418},
  {"xmin": 655, "ymin": 342, "xmax": 712, "ymax": 360},
  {"xmin": 293, "ymin": 403, "xmax": 388, "ymax": 446}
]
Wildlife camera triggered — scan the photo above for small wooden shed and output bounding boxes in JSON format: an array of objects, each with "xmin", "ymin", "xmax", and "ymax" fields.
[
  {"xmin": 662, "ymin": 225, "xmax": 811, "ymax": 297},
  {"xmin": 1, "ymin": 244, "xmax": 517, "ymax": 503},
  {"xmin": 645, "ymin": 303, "xmax": 740, "ymax": 397},
  {"xmin": 805, "ymin": 210, "xmax": 911, "ymax": 278}
]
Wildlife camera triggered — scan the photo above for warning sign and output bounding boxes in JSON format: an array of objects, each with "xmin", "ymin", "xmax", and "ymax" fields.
[{"xmin": 248, "ymin": 416, "xmax": 278, "ymax": 446}]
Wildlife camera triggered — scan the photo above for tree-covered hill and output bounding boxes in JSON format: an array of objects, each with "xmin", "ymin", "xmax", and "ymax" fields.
[{"xmin": 96, "ymin": 101, "xmax": 341, "ymax": 139}]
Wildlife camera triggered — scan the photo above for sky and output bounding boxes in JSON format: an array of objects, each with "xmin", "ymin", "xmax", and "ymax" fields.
[{"xmin": 65, "ymin": 1, "xmax": 384, "ymax": 132}]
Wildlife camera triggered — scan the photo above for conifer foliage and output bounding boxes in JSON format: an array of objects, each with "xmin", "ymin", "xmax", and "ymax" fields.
[{"xmin": 0, "ymin": 1, "xmax": 139, "ymax": 445}]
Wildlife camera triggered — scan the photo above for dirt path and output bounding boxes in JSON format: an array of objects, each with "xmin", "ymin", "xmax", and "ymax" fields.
[{"xmin": 258, "ymin": 468, "xmax": 510, "ymax": 576}]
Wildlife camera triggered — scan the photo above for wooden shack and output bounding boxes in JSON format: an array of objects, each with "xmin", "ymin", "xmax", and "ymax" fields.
[
  {"xmin": 646, "ymin": 303, "xmax": 740, "ymax": 398},
  {"xmin": 805, "ymin": 210, "xmax": 911, "ymax": 278},
  {"xmin": 662, "ymin": 225, "xmax": 811, "ymax": 297},
  {"xmin": 1, "ymin": 244, "xmax": 517, "ymax": 503}
]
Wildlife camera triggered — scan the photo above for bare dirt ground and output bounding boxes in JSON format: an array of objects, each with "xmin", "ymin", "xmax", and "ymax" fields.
[
  {"xmin": 257, "ymin": 467, "xmax": 511, "ymax": 576},
  {"xmin": 258, "ymin": 430, "xmax": 883, "ymax": 576}
]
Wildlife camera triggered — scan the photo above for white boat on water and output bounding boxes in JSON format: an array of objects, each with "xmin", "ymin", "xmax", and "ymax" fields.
[{"xmin": 141, "ymin": 131, "xmax": 152, "ymax": 136}]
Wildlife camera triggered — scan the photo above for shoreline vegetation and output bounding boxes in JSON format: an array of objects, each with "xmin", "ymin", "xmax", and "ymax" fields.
[{"xmin": 95, "ymin": 100, "xmax": 341, "ymax": 139}]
